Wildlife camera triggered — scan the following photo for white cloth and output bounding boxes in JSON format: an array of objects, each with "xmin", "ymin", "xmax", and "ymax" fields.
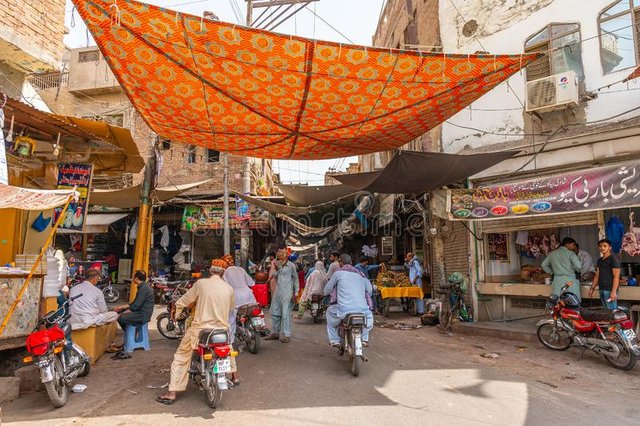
[
  {"xmin": 300, "ymin": 261, "xmax": 327, "ymax": 303},
  {"xmin": 129, "ymin": 219, "xmax": 138, "ymax": 243},
  {"xmin": 223, "ymin": 266, "xmax": 257, "ymax": 308},
  {"xmin": 68, "ymin": 281, "xmax": 118, "ymax": 330},
  {"xmin": 578, "ymin": 250, "xmax": 595, "ymax": 274},
  {"xmin": 516, "ymin": 230, "xmax": 529, "ymax": 246},
  {"xmin": 159, "ymin": 225, "xmax": 169, "ymax": 252},
  {"xmin": 327, "ymin": 261, "xmax": 340, "ymax": 280},
  {"xmin": 54, "ymin": 249, "xmax": 68, "ymax": 289}
]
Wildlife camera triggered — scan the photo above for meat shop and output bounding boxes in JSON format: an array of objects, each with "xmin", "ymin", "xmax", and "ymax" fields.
[{"xmin": 446, "ymin": 161, "xmax": 640, "ymax": 324}]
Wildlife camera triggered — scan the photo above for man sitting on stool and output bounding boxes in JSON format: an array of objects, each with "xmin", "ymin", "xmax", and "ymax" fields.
[{"xmin": 110, "ymin": 270, "xmax": 155, "ymax": 351}]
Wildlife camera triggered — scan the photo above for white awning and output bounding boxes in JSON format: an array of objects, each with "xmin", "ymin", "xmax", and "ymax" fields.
[
  {"xmin": 0, "ymin": 184, "xmax": 78, "ymax": 210},
  {"xmin": 57, "ymin": 213, "xmax": 127, "ymax": 234},
  {"xmin": 90, "ymin": 180, "xmax": 211, "ymax": 208}
]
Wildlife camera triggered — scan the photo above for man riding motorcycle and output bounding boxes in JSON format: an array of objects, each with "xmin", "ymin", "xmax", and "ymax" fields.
[
  {"xmin": 156, "ymin": 259, "xmax": 235, "ymax": 405},
  {"xmin": 324, "ymin": 254, "xmax": 374, "ymax": 348}
]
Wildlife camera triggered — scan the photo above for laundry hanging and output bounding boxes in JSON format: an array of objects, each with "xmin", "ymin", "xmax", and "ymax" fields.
[{"xmin": 72, "ymin": 0, "xmax": 541, "ymax": 159}]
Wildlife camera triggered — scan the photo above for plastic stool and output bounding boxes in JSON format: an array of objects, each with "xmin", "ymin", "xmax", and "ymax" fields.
[{"xmin": 124, "ymin": 323, "xmax": 151, "ymax": 353}]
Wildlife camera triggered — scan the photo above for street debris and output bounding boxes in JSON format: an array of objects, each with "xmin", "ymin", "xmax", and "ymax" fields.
[
  {"xmin": 147, "ymin": 383, "xmax": 169, "ymax": 389},
  {"xmin": 481, "ymin": 353, "xmax": 500, "ymax": 359},
  {"xmin": 537, "ymin": 380, "xmax": 558, "ymax": 388},
  {"xmin": 71, "ymin": 384, "xmax": 87, "ymax": 393},
  {"xmin": 126, "ymin": 389, "xmax": 139, "ymax": 395},
  {"xmin": 374, "ymin": 319, "xmax": 423, "ymax": 330}
]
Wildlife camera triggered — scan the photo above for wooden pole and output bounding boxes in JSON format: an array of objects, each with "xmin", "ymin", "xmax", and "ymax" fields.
[{"xmin": 0, "ymin": 197, "xmax": 72, "ymax": 337}]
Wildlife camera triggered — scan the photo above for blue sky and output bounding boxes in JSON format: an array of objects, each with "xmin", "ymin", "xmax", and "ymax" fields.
[{"xmin": 64, "ymin": 0, "xmax": 385, "ymax": 184}]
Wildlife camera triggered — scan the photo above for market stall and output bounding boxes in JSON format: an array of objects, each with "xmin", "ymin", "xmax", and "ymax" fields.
[
  {"xmin": 448, "ymin": 161, "xmax": 640, "ymax": 322},
  {"xmin": 374, "ymin": 265, "xmax": 424, "ymax": 316}
]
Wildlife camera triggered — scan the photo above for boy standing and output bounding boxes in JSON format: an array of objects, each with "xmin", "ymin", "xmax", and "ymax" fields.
[{"xmin": 589, "ymin": 239, "xmax": 621, "ymax": 310}]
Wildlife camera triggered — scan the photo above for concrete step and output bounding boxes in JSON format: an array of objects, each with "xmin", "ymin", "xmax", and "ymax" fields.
[
  {"xmin": 454, "ymin": 321, "xmax": 539, "ymax": 344},
  {"xmin": 0, "ymin": 377, "xmax": 20, "ymax": 404}
]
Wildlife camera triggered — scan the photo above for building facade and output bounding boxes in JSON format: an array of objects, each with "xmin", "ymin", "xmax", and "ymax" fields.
[{"xmin": 372, "ymin": 0, "xmax": 640, "ymax": 317}]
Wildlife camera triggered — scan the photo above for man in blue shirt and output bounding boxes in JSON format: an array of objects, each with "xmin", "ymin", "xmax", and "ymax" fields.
[
  {"xmin": 324, "ymin": 254, "xmax": 373, "ymax": 347},
  {"xmin": 405, "ymin": 252, "xmax": 425, "ymax": 315},
  {"xmin": 354, "ymin": 257, "xmax": 382, "ymax": 279}
]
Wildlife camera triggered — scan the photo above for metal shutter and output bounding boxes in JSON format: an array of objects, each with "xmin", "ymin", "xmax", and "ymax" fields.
[
  {"xmin": 479, "ymin": 211, "xmax": 598, "ymax": 234},
  {"xmin": 431, "ymin": 221, "xmax": 471, "ymax": 304}
]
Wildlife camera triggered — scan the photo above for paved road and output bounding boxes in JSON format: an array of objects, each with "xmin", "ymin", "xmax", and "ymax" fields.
[{"xmin": 3, "ymin": 310, "xmax": 639, "ymax": 425}]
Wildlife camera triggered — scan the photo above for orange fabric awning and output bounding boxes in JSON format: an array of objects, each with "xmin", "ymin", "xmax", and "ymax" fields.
[
  {"xmin": 74, "ymin": 0, "xmax": 541, "ymax": 160},
  {"xmin": 624, "ymin": 66, "xmax": 640, "ymax": 82}
]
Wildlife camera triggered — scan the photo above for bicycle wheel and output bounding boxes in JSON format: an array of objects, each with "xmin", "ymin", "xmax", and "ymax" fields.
[{"xmin": 439, "ymin": 294, "xmax": 453, "ymax": 332}]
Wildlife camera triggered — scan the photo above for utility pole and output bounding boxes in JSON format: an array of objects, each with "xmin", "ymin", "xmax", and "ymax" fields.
[{"xmin": 223, "ymin": 152, "xmax": 230, "ymax": 255}]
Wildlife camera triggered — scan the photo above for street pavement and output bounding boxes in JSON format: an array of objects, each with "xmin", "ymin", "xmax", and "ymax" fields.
[{"xmin": 2, "ymin": 308, "xmax": 639, "ymax": 425}]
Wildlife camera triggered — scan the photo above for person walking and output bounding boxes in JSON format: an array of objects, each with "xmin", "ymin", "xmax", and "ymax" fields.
[
  {"xmin": 589, "ymin": 239, "xmax": 621, "ymax": 310},
  {"xmin": 542, "ymin": 237, "xmax": 582, "ymax": 302},
  {"xmin": 296, "ymin": 261, "xmax": 328, "ymax": 319},
  {"xmin": 404, "ymin": 253, "xmax": 425, "ymax": 315},
  {"xmin": 266, "ymin": 249, "xmax": 299, "ymax": 343},
  {"xmin": 326, "ymin": 251, "xmax": 340, "ymax": 280}
]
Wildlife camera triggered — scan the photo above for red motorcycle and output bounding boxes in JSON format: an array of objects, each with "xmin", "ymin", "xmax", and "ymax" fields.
[
  {"xmin": 23, "ymin": 294, "xmax": 91, "ymax": 407},
  {"xmin": 190, "ymin": 329, "xmax": 236, "ymax": 408},
  {"xmin": 155, "ymin": 281, "xmax": 191, "ymax": 340},
  {"xmin": 537, "ymin": 284, "xmax": 639, "ymax": 370},
  {"xmin": 235, "ymin": 304, "xmax": 270, "ymax": 354}
]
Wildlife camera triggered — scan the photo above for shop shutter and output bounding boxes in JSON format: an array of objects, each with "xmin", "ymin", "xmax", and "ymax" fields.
[
  {"xmin": 431, "ymin": 221, "xmax": 471, "ymax": 304},
  {"xmin": 479, "ymin": 211, "xmax": 598, "ymax": 234}
]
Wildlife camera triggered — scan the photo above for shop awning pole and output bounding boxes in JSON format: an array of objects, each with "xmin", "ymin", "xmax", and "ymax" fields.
[{"xmin": 0, "ymin": 196, "xmax": 72, "ymax": 337}]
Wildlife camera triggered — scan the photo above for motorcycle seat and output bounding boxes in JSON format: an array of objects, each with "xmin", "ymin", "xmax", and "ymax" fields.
[
  {"xmin": 198, "ymin": 329, "xmax": 229, "ymax": 346},
  {"xmin": 580, "ymin": 309, "xmax": 627, "ymax": 322},
  {"xmin": 342, "ymin": 313, "xmax": 366, "ymax": 327}
]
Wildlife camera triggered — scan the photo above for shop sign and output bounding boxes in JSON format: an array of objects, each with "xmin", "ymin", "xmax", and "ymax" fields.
[
  {"xmin": 54, "ymin": 163, "xmax": 94, "ymax": 231},
  {"xmin": 181, "ymin": 204, "xmax": 267, "ymax": 231},
  {"xmin": 448, "ymin": 162, "xmax": 640, "ymax": 220}
]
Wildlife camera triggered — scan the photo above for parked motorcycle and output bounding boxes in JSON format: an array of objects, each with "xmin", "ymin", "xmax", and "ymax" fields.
[
  {"xmin": 97, "ymin": 275, "xmax": 119, "ymax": 303},
  {"xmin": 156, "ymin": 283, "xmax": 190, "ymax": 340},
  {"xmin": 190, "ymin": 329, "xmax": 236, "ymax": 408},
  {"xmin": 336, "ymin": 312, "xmax": 368, "ymax": 376},
  {"xmin": 23, "ymin": 294, "xmax": 91, "ymax": 408},
  {"xmin": 537, "ymin": 284, "xmax": 639, "ymax": 370},
  {"xmin": 309, "ymin": 294, "xmax": 326, "ymax": 323},
  {"xmin": 235, "ymin": 305, "xmax": 269, "ymax": 354}
]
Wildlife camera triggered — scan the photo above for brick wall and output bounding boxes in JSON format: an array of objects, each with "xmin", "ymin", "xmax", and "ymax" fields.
[{"xmin": 0, "ymin": 0, "xmax": 67, "ymax": 70}]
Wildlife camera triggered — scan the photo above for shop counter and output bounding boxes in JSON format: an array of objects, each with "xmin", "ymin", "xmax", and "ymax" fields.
[
  {"xmin": 379, "ymin": 286, "xmax": 424, "ymax": 299},
  {"xmin": 477, "ymin": 283, "xmax": 640, "ymax": 322},
  {"xmin": 0, "ymin": 273, "xmax": 45, "ymax": 350}
]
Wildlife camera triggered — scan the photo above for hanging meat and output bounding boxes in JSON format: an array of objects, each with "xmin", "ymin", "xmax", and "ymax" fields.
[{"xmin": 622, "ymin": 212, "xmax": 640, "ymax": 257}]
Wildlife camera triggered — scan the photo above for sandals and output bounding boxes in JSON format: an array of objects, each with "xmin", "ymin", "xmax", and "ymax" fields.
[
  {"xmin": 156, "ymin": 396, "xmax": 175, "ymax": 405},
  {"xmin": 111, "ymin": 351, "xmax": 131, "ymax": 360},
  {"xmin": 265, "ymin": 334, "xmax": 280, "ymax": 341},
  {"xmin": 107, "ymin": 344, "xmax": 124, "ymax": 353},
  {"xmin": 330, "ymin": 343, "xmax": 341, "ymax": 349},
  {"xmin": 280, "ymin": 337, "xmax": 290, "ymax": 343}
]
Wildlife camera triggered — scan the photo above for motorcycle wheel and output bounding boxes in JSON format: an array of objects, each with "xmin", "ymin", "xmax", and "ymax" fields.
[
  {"xmin": 603, "ymin": 332, "xmax": 638, "ymax": 371},
  {"xmin": 382, "ymin": 300, "xmax": 390, "ymax": 317},
  {"xmin": 349, "ymin": 332, "xmax": 359, "ymax": 377},
  {"xmin": 205, "ymin": 370, "xmax": 223, "ymax": 409},
  {"xmin": 103, "ymin": 287, "xmax": 119, "ymax": 303},
  {"xmin": 312, "ymin": 312, "xmax": 320, "ymax": 324},
  {"xmin": 246, "ymin": 329, "xmax": 260, "ymax": 354},
  {"xmin": 44, "ymin": 357, "xmax": 69, "ymax": 408},
  {"xmin": 157, "ymin": 312, "xmax": 182, "ymax": 340},
  {"xmin": 537, "ymin": 323, "xmax": 572, "ymax": 351}
]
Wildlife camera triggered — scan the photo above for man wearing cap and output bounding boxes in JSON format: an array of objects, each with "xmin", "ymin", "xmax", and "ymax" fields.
[
  {"xmin": 222, "ymin": 254, "xmax": 257, "ymax": 361},
  {"xmin": 157, "ymin": 259, "xmax": 236, "ymax": 405},
  {"xmin": 324, "ymin": 254, "xmax": 374, "ymax": 347},
  {"xmin": 266, "ymin": 248, "xmax": 299, "ymax": 343},
  {"xmin": 68, "ymin": 268, "xmax": 118, "ymax": 330}
]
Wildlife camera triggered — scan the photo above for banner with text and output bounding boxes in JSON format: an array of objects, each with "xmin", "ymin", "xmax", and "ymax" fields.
[
  {"xmin": 448, "ymin": 162, "xmax": 640, "ymax": 220},
  {"xmin": 54, "ymin": 163, "xmax": 94, "ymax": 231}
]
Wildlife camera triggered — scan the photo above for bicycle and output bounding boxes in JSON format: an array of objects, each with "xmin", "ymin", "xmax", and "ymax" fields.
[{"xmin": 436, "ymin": 275, "xmax": 472, "ymax": 332}]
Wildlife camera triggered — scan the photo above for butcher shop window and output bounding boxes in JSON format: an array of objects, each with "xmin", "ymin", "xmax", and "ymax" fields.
[
  {"xmin": 598, "ymin": 0, "xmax": 640, "ymax": 74},
  {"xmin": 524, "ymin": 23, "xmax": 584, "ymax": 81}
]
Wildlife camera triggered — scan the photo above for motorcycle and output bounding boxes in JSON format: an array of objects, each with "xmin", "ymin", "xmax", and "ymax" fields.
[
  {"xmin": 336, "ymin": 312, "xmax": 368, "ymax": 377},
  {"xmin": 309, "ymin": 294, "xmax": 326, "ymax": 323},
  {"xmin": 235, "ymin": 304, "xmax": 269, "ymax": 354},
  {"xmin": 190, "ymin": 329, "xmax": 236, "ymax": 408},
  {"xmin": 537, "ymin": 284, "xmax": 639, "ymax": 370},
  {"xmin": 23, "ymin": 294, "xmax": 91, "ymax": 408},
  {"xmin": 97, "ymin": 274, "xmax": 119, "ymax": 303},
  {"xmin": 156, "ymin": 283, "xmax": 190, "ymax": 340}
]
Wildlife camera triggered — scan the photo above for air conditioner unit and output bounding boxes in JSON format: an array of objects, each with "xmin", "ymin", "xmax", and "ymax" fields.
[{"xmin": 526, "ymin": 71, "xmax": 578, "ymax": 113}]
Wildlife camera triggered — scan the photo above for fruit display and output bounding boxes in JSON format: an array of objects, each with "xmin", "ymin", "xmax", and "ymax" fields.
[{"xmin": 375, "ymin": 264, "xmax": 411, "ymax": 287}]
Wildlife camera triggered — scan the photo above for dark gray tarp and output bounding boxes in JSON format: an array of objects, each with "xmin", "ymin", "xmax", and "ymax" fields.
[
  {"xmin": 233, "ymin": 192, "xmax": 314, "ymax": 215},
  {"xmin": 333, "ymin": 150, "xmax": 519, "ymax": 194},
  {"xmin": 277, "ymin": 183, "xmax": 361, "ymax": 207}
]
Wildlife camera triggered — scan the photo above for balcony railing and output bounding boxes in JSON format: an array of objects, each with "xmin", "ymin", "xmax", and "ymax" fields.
[{"xmin": 27, "ymin": 72, "xmax": 69, "ymax": 90}]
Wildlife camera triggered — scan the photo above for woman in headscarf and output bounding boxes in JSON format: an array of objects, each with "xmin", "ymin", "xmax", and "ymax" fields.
[{"xmin": 296, "ymin": 261, "xmax": 328, "ymax": 319}]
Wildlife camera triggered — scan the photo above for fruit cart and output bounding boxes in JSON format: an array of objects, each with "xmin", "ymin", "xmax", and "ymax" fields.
[{"xmin": 374, "ymin": 265, "xmax": 424, "ymax": 316}]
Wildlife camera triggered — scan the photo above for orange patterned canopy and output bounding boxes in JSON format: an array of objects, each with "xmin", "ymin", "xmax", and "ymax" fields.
[{"xmin": 74, "ymin": 0, "xmax": 540, "ymax": 160}]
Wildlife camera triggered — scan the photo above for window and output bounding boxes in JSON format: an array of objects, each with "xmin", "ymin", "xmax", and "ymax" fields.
[
  {"xmin": 207, "ymin": 148, "xmax": 220, "ymax": 163},
  {"xmin": 78, "ymin": 49, "xmax": 100, "ymax": 63},
  {"xmin": 186, "ymin": 145, "xmax": 196, "ymax": 164},
  {"xmin": 524, "ymin": 23, "xmax": 584, "ymax": 81},
  {"xmin": 599, "ymin": 0, "xmax": 640, "ymax": 74},
  {"xmin": 159, "ymin": 138, "xmax": 171, "ymax": 150},
  {"xmin": 104, "ymin": 113, "xmax": 124, "ymax": 127}
]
